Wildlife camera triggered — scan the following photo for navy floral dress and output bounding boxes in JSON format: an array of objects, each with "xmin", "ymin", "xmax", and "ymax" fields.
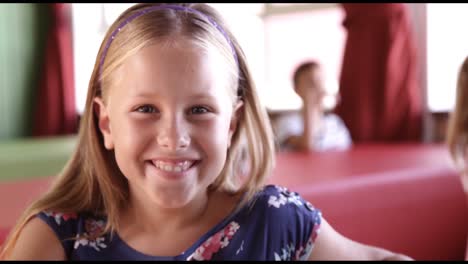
[{"xmin": 37, "ymin": 184, "xmax": 322, "ymax": 260}]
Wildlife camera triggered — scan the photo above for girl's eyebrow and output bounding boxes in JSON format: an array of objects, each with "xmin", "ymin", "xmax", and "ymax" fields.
[
  {"xmin": 129, "ymin": 92, "xmax": 216, "ymax": 100},
  {"xmin": 189, "ymin": 93, "xmax": 216, "ymax": 100},
  {"xmin": 130, "ymin": 92, "xmax": 158, "ymax": 98}
]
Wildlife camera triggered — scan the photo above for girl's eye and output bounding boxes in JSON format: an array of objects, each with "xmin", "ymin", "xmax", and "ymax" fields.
[
  {"xmin": 190, "ymin": 106, "xmax": 209, "ymax": 114},
  {"xmin": 136, "ymin": 105, "xmax": 157, "ymax": 113}
]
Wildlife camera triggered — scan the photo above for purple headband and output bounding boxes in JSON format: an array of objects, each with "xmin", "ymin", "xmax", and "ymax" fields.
[{"xmin": 98, "ymin": 4, "xmax": 239, "ymax": 79}]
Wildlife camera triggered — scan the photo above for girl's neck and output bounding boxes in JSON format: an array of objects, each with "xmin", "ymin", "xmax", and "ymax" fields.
[
  {"xmin": 115, "ymin": 189, "xmax": 241, "ymax": 257},
  {"xmin": 120, "ymin": 189, "xmax": 212, "ymax": 234},
  {"xmin": 118, "ymin": 188, "xmax": 242, "ymax": 234}
]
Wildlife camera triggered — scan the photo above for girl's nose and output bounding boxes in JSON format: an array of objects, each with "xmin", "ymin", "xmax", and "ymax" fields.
[{"xmin": 156, "ymin": 116, "xmax": 190, "ymax": 151}]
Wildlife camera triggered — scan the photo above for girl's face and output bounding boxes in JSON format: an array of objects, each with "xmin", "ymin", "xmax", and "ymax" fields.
[{"xmin": 95, "ymin": 39, "xmax": 242, "ymax": 210}]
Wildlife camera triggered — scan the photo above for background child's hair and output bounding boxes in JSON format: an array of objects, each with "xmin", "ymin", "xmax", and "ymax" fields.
[
  {"xmin": 447, "ymin": 56, "xmax": 468, "ymax": 181},
  {"xmin": 292, "ymin": 60, "xmax": 320, "ymax": 89},
  {"xmin": 0, "ymin": 3, "xmax": 275, "ymax": 259}
]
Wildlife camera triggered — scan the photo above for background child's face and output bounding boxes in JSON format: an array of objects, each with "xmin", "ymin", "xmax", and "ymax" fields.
[
  {"xmin": 295, "ymin": 67, "xmax": 326, "ymax": 106},
  {"xmin": 95, "ymin": 39, "xmax": 241, "ymax": 209}
]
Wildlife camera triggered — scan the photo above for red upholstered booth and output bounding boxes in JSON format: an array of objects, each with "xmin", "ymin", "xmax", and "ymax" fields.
[
  {"xmin": 0, "ymin": 176, "xmax": 54, "ymax": 248},
  {"xmin": 1, "ymin": 143, "xmax": 467, "ymax": 260},
  {"xmin": 268, "ymin": 143, "xmax": 468, "ymax": 260}
]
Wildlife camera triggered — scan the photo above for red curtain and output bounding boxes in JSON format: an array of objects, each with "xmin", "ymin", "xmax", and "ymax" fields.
[
  {"xmin": 33, "ymin": 3, "xmax": 77, "ymax": 137},
  {"xmin": 334, "ymin": 4, "xmax": 422, "ymax": 142}
]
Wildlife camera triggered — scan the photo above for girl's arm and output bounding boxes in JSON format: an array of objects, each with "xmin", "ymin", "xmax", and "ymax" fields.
[
  {"xmin": 6, "ymin": 217, "xmax": 66, "ymax": 260},
  {"xmin": 308, "ymin": 218, "xmax": 413, "ymax": 261}
]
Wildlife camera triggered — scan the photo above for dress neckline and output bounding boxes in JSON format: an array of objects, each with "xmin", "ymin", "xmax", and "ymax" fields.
[{"xmin": 112, "ymin": 191, "xmax": 250, "ymax": 260}]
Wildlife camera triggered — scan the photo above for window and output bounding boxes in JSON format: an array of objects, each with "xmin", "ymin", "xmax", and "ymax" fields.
[
  {"xmin": 262, "ymin": 5, "xmax": 345, "ymax": 111},
  {"xmin": 71, "ymin": 4, "xmax": 135, "ymax": 114},
  {"xmin": 426, "ymin": 4, "xmax": 468, "ymax": 113},
  {"xmin": 208, "ymin": 4, "xmax": 266, "ymax": 108}
]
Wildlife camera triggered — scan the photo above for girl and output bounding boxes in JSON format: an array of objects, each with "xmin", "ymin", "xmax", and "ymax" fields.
[{"xmin": 1, "ymin": 3, "xmax": 412, "ymax": 260}]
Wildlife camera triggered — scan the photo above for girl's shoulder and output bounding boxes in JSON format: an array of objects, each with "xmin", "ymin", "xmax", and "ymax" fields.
[
  {"xmin": 36, "ymin": 210, "xmax": 108, "ymax": 258},
  {"xmin": 252, "ymin": 184, "xmax": 318, "ymax": 208},
  {"xmin": 228, "ymin": 185, "xmax": 322, "ymax": 260},
  {"xmin": 37, "ymin": 210, "xmax": 106, "ymax": 232},
  {"xmin": 246, "ymin": 184, "xmax": 322, "ymax": 225}
]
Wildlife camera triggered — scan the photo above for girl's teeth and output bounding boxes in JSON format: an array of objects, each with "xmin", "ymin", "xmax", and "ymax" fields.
[{"xmin": 155, "ymin": 161, "xmax": 192, "ymax": 172}]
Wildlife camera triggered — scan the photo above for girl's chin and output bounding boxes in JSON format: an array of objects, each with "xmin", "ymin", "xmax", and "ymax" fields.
[{"xmin": 148, "ymin": 187, "xmax": 198, "ymax": 208}]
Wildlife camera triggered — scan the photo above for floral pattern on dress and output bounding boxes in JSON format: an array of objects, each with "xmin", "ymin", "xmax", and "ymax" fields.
[
  {"xmin": 268, "ymin": 185, "xmax": 322, "ymax": 261},
  {"xmin": 73, "ymin": 218, "xmax": 108, "ymax": 252},
  {"xmin": 187, "ymin": 221, "xmax": 240, "ymax": 261},
  {"xmin": 274, "ymin": 242, "xmax": 296, "ymax": 261},
  {"xmin": 42, "ymin": 211, "xmax": 108, "ymax": 252},
  {"xmin": 43, "ymin": 211, "xmax": 78, "ymax": 225},
  {"xmin": 294, "ymin": 229, "xmax": 318, "ymax": 261},
  {"xmin": 37, "ymin": 185, "xmax": 322, "ymax": 260},
  {"xmin": 310, "ymin": 217, "xmax": 321, "ymax": 243},
  {"xmin": 268, "ymin": 185, "xmax": 304, "ymax": 208},
  {"xmin": 273, "ymin": 230, "xmax": 319, "ymax": 261}
]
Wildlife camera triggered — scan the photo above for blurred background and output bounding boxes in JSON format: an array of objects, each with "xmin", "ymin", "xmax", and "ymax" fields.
[
  {"xmin": 2, "ymin": 3, "xmax": 466, "ymax": 145},
  {"xmin": 1, "ymin": 4, "xmax": 468, "ymax": 260}
]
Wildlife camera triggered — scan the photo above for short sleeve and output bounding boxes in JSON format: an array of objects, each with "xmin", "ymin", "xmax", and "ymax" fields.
[
  {"xmin": 36, "ymin": 211, "xmax": 79, "ymax": 258},
  {"xmin": 253, "ymin": 185, "xmax": 322, "ymax": 260}
]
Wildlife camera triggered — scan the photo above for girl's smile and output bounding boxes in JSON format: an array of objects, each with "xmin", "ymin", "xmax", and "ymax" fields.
[{"xmin": 147, "ymin": 158, "xmax": 201, "ymax": 181}]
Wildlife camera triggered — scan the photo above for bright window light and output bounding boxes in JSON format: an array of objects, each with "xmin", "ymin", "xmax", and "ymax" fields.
[{"xmin": 427, "ymin": 4, "xmax": 468, "ymax": 112}]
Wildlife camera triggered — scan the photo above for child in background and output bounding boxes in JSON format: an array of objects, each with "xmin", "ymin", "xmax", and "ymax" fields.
[
  {"xmin": 1, "ymin": 3, "xmax": 411, "ymax": 260},
  {"xmin": 275, "ymin": 61, "xmax": 352, "ymax": 151},
  {"xmin": 447, "ymin": 56, "xmax": 468, "ymax": 193}
]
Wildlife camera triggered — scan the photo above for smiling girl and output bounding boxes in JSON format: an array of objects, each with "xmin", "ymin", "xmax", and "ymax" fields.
[{"xmin": 1, "ymin": 3, "xmax": 411, "ymax": 261}]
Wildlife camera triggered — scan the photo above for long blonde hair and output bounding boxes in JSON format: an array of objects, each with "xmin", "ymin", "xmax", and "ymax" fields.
[
  {"xmin": 1, "ymin": 3, "xmax": 275, "ymax": 259},
  {"xmin": 447, "ymin": 55, "xmax": 468, "ymax": 190}
]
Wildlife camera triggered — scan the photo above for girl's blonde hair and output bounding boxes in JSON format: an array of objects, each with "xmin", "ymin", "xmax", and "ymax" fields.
[
  {"xmin": 447, "ymin": 55, "xmax": 468, "ymax": 190},
  {"xmin": 1, "ymin": 3, "xmax": 275, "ymax": 259}
]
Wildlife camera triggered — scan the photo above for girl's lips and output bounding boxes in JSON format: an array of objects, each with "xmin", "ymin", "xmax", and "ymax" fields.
[
  {"xmin": 147, "ymin": 159, "xmax": 200, "ymax": 180},
  {"xmin": 152, "ymin": 160, "xmax": 195, "ymax": 173}
]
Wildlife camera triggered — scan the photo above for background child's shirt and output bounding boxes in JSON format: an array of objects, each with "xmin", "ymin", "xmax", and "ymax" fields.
[{"xmin": 274, "ymin": 112, "xmax": 352, "ymax": 151}]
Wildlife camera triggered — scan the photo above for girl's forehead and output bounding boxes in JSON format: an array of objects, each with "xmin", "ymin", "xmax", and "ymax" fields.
[
  {"xmin": 122, "ymin": 39, "xmax": 230, "ymax": 75},
  {"xmin": 109, "ymin": 41, "xmax": 235, "ymax": 99}
]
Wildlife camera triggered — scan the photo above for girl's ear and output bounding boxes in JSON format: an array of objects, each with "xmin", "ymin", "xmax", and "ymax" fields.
[
  {"xmin": 93, "ymin": 97, "xmax": 114, "ymax": 150},
  {"xmin": 228, "ymin": 100, "xmax": 244, "ymax": 147}
]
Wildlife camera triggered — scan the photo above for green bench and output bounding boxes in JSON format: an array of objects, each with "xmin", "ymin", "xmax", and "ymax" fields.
[{"xmin": 0, "ymin": 135, "xmax": 77, "ymax": 182}]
